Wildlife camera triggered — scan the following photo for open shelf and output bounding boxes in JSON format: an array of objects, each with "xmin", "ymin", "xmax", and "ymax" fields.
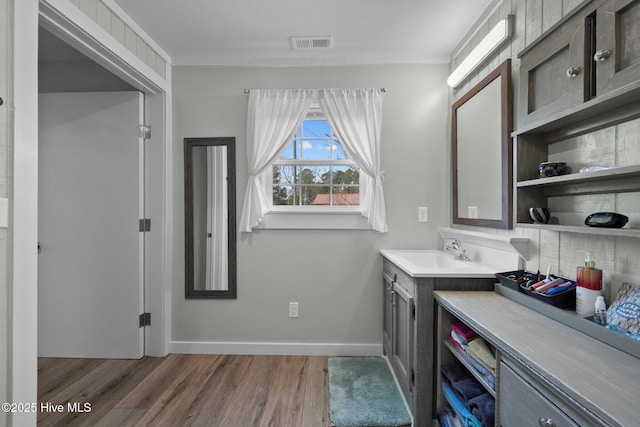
[
  {"xmin": 516, "ymin": 222, "xmax": 640, "ymax": 238},
  {"xmin": 517, "ymin": 165, "xmax": 640, "ymax": 189},
  {"xmin": 443, "ymin": 340, "xmax": 496, "ymax": 397}
]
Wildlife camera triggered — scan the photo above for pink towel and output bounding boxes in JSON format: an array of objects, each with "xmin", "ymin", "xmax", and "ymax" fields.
[{"xmin": 451, "ymin": 322, "xmax": 477, "ymax": 341}]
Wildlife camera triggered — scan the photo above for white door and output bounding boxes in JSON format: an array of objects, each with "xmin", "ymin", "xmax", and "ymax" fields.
[{"xmin": 38, "ymin": 91, "xmax": 145, "ymax": 359}]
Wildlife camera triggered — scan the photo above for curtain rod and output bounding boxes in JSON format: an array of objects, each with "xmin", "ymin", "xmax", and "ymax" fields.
[{"xmin": 243, "ymin": 88, "xmax": 387, "ymax": 94}]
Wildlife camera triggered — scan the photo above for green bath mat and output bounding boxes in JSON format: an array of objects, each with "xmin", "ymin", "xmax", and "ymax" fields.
[{"xmin": 328, "ymin": 357, "xmax": 411, "ymax": 427}]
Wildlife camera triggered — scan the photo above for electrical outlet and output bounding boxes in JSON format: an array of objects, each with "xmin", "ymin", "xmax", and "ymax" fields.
[
  {"xmin": 418, "ymin": 207, "xmax": 428, "ymax": 222},
  {"xmin": 289, "ymin": 302, "xmax": 299, "ymax": 318}
]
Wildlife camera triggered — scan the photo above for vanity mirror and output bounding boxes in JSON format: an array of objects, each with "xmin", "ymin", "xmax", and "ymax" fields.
[
  {"xmin": 452, "ymin": 59, "xmax": 512, "ymax": 229},
  {"xmin": 184, "ymin": 137, "xmax": 237, "ymax": 299}
]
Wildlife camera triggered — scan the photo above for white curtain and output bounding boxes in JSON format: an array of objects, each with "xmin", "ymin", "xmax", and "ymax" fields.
[
  {"xmin": 239, "ymin": 89, "xmax": 314, "ymax": 232},
  {"xmin": 319, "ymin": 88, "xmax": 387, "ymax": 232},
  {"xmin": 206, "ymin": 146, "xmax": 228, "ymax": 290}
]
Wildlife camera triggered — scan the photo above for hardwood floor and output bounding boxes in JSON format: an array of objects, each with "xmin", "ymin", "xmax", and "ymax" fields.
[{"xmin": 37, "ymin": 354, "xmax": 332, "ymax": 427}]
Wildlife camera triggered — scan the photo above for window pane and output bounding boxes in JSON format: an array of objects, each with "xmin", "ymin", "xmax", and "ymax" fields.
[
  {"xmin": 331, "ymin": 187, "xmax": 360, "ymax": 206},
  {"xmin": 273, "ymin": 165, "xmax": 298, "ymax": 185},
  {"xmin": 301, "ymin": 139, "xmax": 332, "ymax": 160},
  {"xmin": 332, "ymin": 165, "xmax": 360, "ymax": 185},
  {"xmin": 302, "ymin": 120, "xmax": 331, "ymax": 139},
  {"xmin": 333, "ymin": 140, "xmax": 350, "ymax": 160}
]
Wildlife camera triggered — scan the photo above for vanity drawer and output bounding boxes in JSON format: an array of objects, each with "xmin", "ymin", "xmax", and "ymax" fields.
[{"xmin": 499, "ymin": 361, "xmax": 595, "ymax": 427}]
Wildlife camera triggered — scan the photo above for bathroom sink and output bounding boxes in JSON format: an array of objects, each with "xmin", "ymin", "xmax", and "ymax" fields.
[
  {"xmin": 380, "ymin": 249, "xmax": 497, "ymax": 278},
  {"xmin": 396, "ymin": 251, "xmax": 474, "ymax": 269}
]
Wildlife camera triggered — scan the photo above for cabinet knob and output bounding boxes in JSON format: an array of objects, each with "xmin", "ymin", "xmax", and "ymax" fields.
[
  {"xmin": 538, "ymin": 418, "xmax": 556, "ymax": 427},
  {"xmin": 593, "ymin": 49, "xmax": 611, "ymax": 62},
  {"xmin": 566, "ymin": 67, "xmax": 580, "ymax": 78}
]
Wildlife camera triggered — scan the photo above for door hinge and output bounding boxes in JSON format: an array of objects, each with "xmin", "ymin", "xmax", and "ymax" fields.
[
  {"xmin": 139, "ymin": 312, "xmax": 151, "ymax": 328},
  {"xmin": 139, "ymin": 124, "xmax": 151, "ymax": 140},
  {"xmin": 139, "ymin": 218, "xmax": 151, "ymax": 232}
]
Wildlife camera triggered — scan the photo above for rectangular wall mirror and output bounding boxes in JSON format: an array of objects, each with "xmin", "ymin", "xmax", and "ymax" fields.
[
  {"xmin": 184, "ymin": 137, "xmax": 237, "ymax": 299},
  {"xmin": 452, "ymin": 59, "xmax": 513, "ymax": 229}
]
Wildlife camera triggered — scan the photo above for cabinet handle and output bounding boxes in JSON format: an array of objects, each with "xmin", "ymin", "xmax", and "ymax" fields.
[
  {"xmin": 538, "ymin": 418, "xmax": 556, "ymax": 427},
  {"xmin": 593, "ymin": 49, "xmax": 611, "ymax": 62},
  {"xmin": 566, "ymin": 67, "xmax": 580, "ymax": 78}
]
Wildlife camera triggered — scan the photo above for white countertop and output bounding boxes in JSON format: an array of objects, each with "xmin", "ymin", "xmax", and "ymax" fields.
[{"xmin": 380, "ymin": 249, "xmax": 499, "ymax": 278}]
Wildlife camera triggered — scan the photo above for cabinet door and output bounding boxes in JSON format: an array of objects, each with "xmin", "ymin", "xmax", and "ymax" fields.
[
  {"xmin": 392, "ymin": 282, "xmax": 414, "ymax": 393},
  {"xmin": 382, "ymin": 273, "xmax": 394, "ymax": 356},
  {"xmin": 519, "ymin": 13, "xmax": 587, "ymax": 128},
  {"xmin": 595, "ymin": 0, "xmax": 640, "ymax": 96}
]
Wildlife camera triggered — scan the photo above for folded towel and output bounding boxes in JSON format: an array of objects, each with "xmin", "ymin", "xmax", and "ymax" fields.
[
  {"xmin": 451, "ymin": 329, "xmax": 470, "ymax": 348},
  {"xmin": 450, "ymin": 331, "xmax": 467, "ymax": 351},
  {"xmin": 451, "ymin": 378, "xmax": 486, "ymax": 406},
  {"xmin": 441, "ymin": 362, "xmax": 470, "ymax": 385},
  {"xmin": 460, "ymin": 350, "xmax": 496, "ymax": 391},
  {"xmin": 451, "ymin": 322, "xmax": 477, "ymax": 341},
  {"xmin": 466, "ymin": 338, "xmax": 496, "ymax": 374},
  {"xmin": 469, "ymin": 393, "xmax": 495, "ymax": 427}
]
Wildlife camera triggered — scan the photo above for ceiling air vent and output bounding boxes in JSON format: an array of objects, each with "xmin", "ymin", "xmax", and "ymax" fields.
[{"xmin": 290, "ymin": 36, "xmax": 333, "ymax": 50}]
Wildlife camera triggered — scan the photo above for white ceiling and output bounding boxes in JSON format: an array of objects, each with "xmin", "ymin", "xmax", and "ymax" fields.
[{"xmin": 112, "ymin": 0, "xmax": 499, "ymax": 67}]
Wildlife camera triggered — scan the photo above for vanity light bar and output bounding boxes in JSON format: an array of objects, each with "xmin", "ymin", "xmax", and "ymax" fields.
[{"xmin": 447, "ymin": 15, "xmax": 513, "ymax": 88}]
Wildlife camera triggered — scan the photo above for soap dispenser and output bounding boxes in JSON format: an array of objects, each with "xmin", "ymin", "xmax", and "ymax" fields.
[{"xmin": 576, "ymin": 251, "xmax": 602, "ymax": 317}]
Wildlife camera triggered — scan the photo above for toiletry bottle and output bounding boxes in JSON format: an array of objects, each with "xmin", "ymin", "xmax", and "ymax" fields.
[
  {"xmin": 594, "ymin": 296, "xmax": 607, "ymax": 326},
  {"xmin": 576, "ymin": 251, "xmax": 602, "ymax": 317}
]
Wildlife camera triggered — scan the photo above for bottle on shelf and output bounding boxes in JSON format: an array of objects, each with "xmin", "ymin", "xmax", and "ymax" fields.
[
  {"xmin": 594, "ymin": 296, "xmax": 607, "ymax": 326},
  {"xmin": 576, "ymin": 251, "xmax": 602, "ymax": 317}
]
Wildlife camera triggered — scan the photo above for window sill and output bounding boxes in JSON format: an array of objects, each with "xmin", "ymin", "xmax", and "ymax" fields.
[{"xmin": 257, "ymin": 209, "xmax": 372, "ymax": 230}]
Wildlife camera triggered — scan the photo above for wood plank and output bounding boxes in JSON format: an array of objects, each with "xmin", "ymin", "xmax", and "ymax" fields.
[
  {"xmin": 215, "ymin": 355, "xmax": 280, "ymax": 426},
  {"xmin": 299, "ymin": 356, "xmax": 330, "ymax": 426},
  {"xmin": 37, "ymin": 354, "xmax": 333, "ymax": 427},
  {"xmin": 116, "ymin": 354, "xmax": 192, "ymax": 409},
  {"xmin": 133, "ymin": 354, "xmax": 223, "ymax": 426},
  {"xmin": 257, "ymin": 356, "xmax": 308, "ymax": 427}
]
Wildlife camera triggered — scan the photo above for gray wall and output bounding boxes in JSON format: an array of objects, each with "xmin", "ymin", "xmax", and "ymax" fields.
[
  {"xmin": 450, "ymin": 0, "xmax": 640, "ymax": 303},
  {"xmin": 172, "ymin": 65, "xmax": 449, "ymax": 346}
]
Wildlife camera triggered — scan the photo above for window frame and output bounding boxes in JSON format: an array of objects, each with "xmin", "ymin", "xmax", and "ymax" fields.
[{"xmin": 259, "ymin": 107, "xmax": 370, "ymax": 229}]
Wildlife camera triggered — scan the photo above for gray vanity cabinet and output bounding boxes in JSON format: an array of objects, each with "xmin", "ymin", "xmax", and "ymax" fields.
[{"xmin": 381, "ymin": 258, "xmax": 495, "ymax": 427}]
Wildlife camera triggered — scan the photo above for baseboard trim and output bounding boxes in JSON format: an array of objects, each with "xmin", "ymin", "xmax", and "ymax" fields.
[{"xmin": 170, "ymin": 341, "xmax": 383, "ymax": 356}]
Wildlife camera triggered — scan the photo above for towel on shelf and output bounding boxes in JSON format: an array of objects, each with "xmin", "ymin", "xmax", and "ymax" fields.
[
  {"xmin": 451, "ymin": 378, "xmax": 487, "ymax": 406},
  {"xmin": 460, "ymin": 351, "xmax": 496, "ymax": 391},
  {"xmin": 451, "ymin": 329, "xmax": 471, "ymax": 349},
  {"xmin": 442, "ymin": 381, "xmax": 483, "ymax": 427},
  {"xmin": 450, "ymin": 331, "xmax": 467, "ymax": 351},
  {"xmin": 469, "ymin": 393, "xmax": 495, "ymax": 427},
  {"xmin": 466, "ymin": 338, "xmax": 496, "ymax": 374},
  {"xmin": 451, "ymin": 322, "xmax": 478, "ymax": 341},
  {"xmin": 441, "ymin": 362, "xmax": 470, "ymax": 385}
]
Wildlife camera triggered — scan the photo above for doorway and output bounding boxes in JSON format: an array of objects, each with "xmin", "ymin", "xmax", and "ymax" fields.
[
  {"xmin": 38, "ymin": 90, "xmax": 146, "ymax": 358},
  {"xmin": 36, "ymin": 26, "xmax": 166, "ymax": 359}
]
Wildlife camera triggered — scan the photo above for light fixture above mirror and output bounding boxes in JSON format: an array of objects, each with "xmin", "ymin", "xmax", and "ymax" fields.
[{"xmin": 448, "ymin": 15, "xmax": 513, "ymax": 88}]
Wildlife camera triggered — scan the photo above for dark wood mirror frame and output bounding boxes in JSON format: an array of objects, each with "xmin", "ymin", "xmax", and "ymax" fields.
[
  {"xmin": 452, "ymin": 59, "xmax": 513, "ymax": 229},
  {"xmin": 184, "ymin": 137, "xmax": 237, "ymax": 299}
]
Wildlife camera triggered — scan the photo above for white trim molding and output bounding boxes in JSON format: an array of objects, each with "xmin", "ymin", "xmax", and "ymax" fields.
[{"xmin": 171, "ymin": 341, "xmax": 383, "ymax": 357}]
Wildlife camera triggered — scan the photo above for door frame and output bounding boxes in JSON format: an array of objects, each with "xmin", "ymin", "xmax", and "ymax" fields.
[{"xmin": 12, "ymin": 0, "xmax": 172, "ymax": 422}]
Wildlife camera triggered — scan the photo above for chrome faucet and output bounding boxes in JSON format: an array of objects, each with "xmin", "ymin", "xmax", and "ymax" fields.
[{"xmin": 444, "ymin": 238, "xmax": 472, "ymax": 262}]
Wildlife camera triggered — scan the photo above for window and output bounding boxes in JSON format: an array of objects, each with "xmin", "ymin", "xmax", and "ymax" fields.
[
  {"xmin": 272, "ymin": 113, "xmax": 360, "ymax": 209},
  {"xmin": 239, "ymin": 88, "xmax": 386, "ymax": 232}
]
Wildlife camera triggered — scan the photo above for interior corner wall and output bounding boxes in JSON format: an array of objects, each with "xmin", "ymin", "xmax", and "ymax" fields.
[
  {"xmin": 172, "ymin": 64, "xmax": 449, "ymax": 350},
  {"xmin": 448, "ymin": 0, "xmax": 640, "ymax": 303}
]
